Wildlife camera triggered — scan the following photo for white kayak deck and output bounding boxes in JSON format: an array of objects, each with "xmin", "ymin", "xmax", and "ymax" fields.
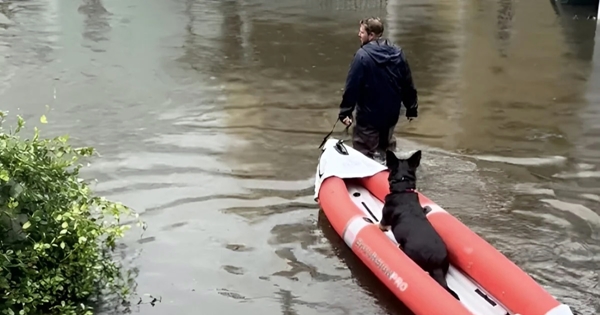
[{"xmin": 346, "ymin": 182, "xmax": 513, "ymax": 315}]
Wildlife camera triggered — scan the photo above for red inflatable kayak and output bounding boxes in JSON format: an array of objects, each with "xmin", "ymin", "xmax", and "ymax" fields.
[{"xmin": 314, "ymin": 138, "xmax": 574, "ymax": 315}]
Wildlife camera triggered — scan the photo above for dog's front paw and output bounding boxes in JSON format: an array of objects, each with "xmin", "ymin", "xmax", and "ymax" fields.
[{"xmin": 378, "ymin": 223, "xmax": 390, "ymax": 231}]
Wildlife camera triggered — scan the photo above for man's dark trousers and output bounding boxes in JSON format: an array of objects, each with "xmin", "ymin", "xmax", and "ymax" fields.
[{"xmin": 352, "ymin": 122, "xmax": 397, "ymax": 159}]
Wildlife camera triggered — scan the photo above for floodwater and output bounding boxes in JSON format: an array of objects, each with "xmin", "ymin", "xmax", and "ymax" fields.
[{"xmin": 1, "ymin": 0, "xmax": 599, "ymax": 314}]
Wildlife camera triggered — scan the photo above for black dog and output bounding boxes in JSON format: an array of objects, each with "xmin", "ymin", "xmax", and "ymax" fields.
[{"xmin": 378, "ymin": 150, "xmax": 460, "ymax": 300}]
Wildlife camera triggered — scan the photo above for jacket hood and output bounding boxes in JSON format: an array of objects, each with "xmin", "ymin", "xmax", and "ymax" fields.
[{"xmin": 361, "ymin": 39, "xmax": 402, "ymax": 65}]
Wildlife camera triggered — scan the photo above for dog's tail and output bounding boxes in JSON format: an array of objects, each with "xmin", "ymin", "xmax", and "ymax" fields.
[{"xmin": 430, "ymin": 268, "xmax": 460, "ymax": 301}]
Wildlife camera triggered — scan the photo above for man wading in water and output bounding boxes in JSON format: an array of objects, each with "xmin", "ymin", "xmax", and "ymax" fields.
[{"xmin": 338, "ymin": 17, "xmax": 418, "ymax": 163}]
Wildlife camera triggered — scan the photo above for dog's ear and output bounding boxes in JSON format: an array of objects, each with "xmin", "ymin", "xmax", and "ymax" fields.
[
  {"xmin": 407, "ymin": 150, "xmax": 422, "ymax": 169},
  {"xmin": 386, "ymin": 150, "xmax": 399, "ymax": 169}
]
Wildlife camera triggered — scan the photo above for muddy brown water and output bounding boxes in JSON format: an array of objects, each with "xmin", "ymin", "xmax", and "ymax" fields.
[{"xmin": 1, "ymin": 0, "xmax": 599, "ymax": 314}]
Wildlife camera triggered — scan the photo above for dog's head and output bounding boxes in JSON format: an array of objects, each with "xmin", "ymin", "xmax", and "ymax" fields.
[{"xmin": 385, "ymin": 150, "xmax": 421, "ymax": 190}]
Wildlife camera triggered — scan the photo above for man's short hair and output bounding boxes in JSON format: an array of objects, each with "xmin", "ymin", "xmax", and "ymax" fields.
[{"xmin": 360, "ymin": 17, "xmax": 384, "ymax": 36}]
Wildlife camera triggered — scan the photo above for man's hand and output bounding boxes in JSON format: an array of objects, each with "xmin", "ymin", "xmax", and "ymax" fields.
[
  {"xmin": 342, "ymin": 116, "xmax": 353, "ymax": 126},
  {"xmin": 378, "ymin": 223, "xmax": 390, "ymax": 231},
  {"xmin": 406, "ymin": 107, "xmax": 418, "ymax": 122}
]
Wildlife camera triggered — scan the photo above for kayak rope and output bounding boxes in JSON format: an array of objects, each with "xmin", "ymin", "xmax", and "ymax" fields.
[{"xmin": 318, "ymin": 118, "xmax": 351, "ymax": 150}]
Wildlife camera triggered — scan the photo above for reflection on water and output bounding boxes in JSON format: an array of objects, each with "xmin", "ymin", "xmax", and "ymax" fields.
[
  {"xmin": 0, "ymin": 0, "xmax": 599, "ymax": 314},
  {"xmin": 79, "ymin": 0, "xmax": 111, "ymax": 46}
]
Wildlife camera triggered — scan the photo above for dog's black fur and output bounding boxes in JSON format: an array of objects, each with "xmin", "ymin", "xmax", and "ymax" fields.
[{"xmin": 379, "ymin": 150, "xmax": 460, "ymax": 300}]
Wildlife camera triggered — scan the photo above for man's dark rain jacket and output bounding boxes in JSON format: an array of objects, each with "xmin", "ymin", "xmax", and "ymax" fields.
[{"xmin": 338, "ymin": 39, "xmax": 418, "ymax": 130}]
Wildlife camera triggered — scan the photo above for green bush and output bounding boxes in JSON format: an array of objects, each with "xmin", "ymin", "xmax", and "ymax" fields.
[{"xmin": 0, "ymin": 111, "xmax": 141, "ymax": 315}]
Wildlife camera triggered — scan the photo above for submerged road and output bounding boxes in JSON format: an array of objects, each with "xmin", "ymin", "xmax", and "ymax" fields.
[{"xmin": 1, "ymin": 0, "xmax": 599, "ymax": 314}]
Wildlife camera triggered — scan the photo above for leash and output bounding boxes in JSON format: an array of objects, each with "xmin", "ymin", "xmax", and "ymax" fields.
[{"xmin": 318, "ymin": 118, "xmax": 351, "ymax": 149}]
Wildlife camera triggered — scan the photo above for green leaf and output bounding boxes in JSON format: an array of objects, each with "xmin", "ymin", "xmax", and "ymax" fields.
[
  {"xmin": 22, "ymin": 221, "xmax": 31, "ymax": 230},
  {"xmin": 60, "ymin": 242, "xmax": 65, "ymax": 249},
  {"xmin": 61, "ymin": 222, "xmax": 68, "ymax": 229},
  {"xmin": 40, "ymin": 115, "xmax": 48, "ymax": 124},
  {"xmin": 0, "ymin": 170, "xmax": 8, "ymax": 182},
  {"xmin": 16, "ymin": 115, "xmax": 24, "ymax": 133}
]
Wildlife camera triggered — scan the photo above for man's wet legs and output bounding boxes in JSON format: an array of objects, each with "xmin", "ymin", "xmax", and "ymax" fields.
[{"xmin": 352, "ymin": 123, "xmax": 396, "ymax": 163}]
